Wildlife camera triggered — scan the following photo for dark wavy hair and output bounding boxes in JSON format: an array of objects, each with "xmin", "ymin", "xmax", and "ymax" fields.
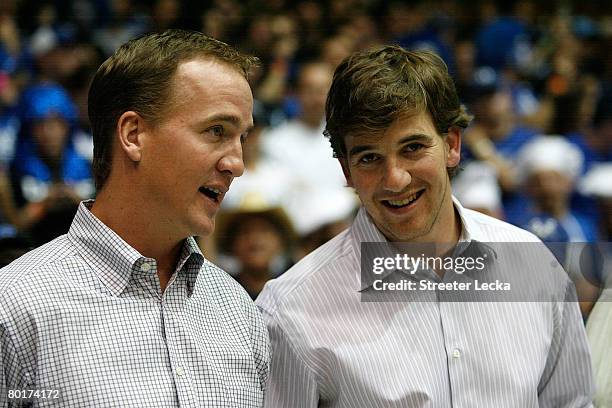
[{"xmin": 324, "ymin": 45, "xmax": 472, "ymax": 176}]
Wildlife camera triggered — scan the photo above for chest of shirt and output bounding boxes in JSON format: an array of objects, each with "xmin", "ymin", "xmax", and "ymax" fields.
[
  {"xmin": 285, "ymin": 296, "xmax": 552, "ymax": 407},
  {"xmin": 7, "ymin": 282, "xmax": 263, "ymax": 407}
]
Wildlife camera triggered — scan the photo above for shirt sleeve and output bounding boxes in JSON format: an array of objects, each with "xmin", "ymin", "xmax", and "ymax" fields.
[
  {"xmin": 247, "ymin": 300, "xmax": 270, "ymax": 392},
  {"xmin": 260, "ymin": 308, "xmax": 319, "ymax": 408},
  {"xmin": 0, "ymin": 338, "xmax": 6, "ymax": 408},
  {"xmin": 538, "ymin": 282, "xmax": 595, "ymax": 407},
  {"xmin": 0, "ymin": 307, "xmax": 31, "ymax": 408}
]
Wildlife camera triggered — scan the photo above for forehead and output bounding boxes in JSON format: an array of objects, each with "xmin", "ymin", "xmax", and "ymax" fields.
[
  {"xmin": 170, "ymin": 57, "xmax": 253, "ymax": 103},
  {"xmin": 345, "ymin": 110, "xmax": 438, "ymax": 146},
  {"xmin": 163, "ymin": 58, "xmax": 253, "ymax": 124}
]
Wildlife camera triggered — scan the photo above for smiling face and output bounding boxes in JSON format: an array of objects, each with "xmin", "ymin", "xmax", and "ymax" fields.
[
  {"xmin": 341, "ymin": 111, "xmax": 461, "ymax": 243},
  {"xmin": 139, "ymin": 58, "xmax": 253, "ymax": 238}
]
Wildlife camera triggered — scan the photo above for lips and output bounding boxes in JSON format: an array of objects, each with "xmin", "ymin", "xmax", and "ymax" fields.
[
  {"xmin": 382, "ymin": 189, "xmax": 424, "ymax": 209},
  {"xmin": 198, "ymin": 185, "xmax": 226, "ymax": 203}
]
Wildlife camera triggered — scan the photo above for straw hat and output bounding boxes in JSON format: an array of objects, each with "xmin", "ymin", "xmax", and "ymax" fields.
[{"xmin": 215, "ymin": 192, "xmax": 296, "ymax": 254}]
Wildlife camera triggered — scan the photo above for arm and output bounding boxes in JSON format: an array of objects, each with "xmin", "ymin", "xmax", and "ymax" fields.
[
  {"xmin": 246, "ymin": 301, "xmax": 270, "ymax": 392},
  {"xmin": 260, "ymin": 308, "xmax": 319, "ymax": 408},
  {"xmin": 538, "ymin": 282, "xmax": 594, "ymax": 407},
  {"xmin": 0, "ymin": 306, "xmax": 31, "ymax": 408},
  {"xmin": 462, "ymin": 124, "xmax": 518, "ymax": 193}
]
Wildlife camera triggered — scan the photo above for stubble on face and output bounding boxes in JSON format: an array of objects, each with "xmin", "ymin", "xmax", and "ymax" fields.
[{"xmin": 341, "ymin": 111, "xmax": 461, "ymax": 244}]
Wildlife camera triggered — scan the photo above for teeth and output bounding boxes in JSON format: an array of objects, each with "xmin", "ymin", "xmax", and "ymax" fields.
[
  {"xmin": 204, "ymin": 187, "xmax": 221, "ymax": 194},
  {"xmin": 387, "ymin": 192, "xmax": 419, "ymax": 207}
]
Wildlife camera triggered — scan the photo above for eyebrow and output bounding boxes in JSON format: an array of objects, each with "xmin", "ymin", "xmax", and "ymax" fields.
[
  {"xmin": 348, "ymin": 133, "xmax": 434, "ymax": 157},
  {"xmin": 205, "ymin": 114, "xmax": 254, "ymax": 134}
]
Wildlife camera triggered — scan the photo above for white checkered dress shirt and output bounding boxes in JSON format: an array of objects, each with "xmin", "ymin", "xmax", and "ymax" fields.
[
  {"xmin": 0, "ymin": 201, "xmax": 269, "ymax": 407},
  {"xmin": 257, "ymin": 198, "xmax": 593, "ymax": 407}
]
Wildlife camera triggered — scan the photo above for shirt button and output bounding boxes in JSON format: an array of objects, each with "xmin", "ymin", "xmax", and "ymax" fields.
[
  {"xmin": 140, "ymin": 262, "xmax": 152, "ymax": 272},
  {"xmin": 176, "ymin": 367, "xmax": 185, "ymax": 377},
  {"xmin": 452, "ymin": 348, "xmax": 462, "ymax": 359}
]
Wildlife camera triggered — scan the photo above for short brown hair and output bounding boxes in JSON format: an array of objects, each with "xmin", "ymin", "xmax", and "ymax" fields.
[
  {"xmin": 324, "ymin": 45, "xmax": 472, "ymax": 166},
  {"xmin": 88, "ymin": 29, "xmax": 258, "ymax": 190}
]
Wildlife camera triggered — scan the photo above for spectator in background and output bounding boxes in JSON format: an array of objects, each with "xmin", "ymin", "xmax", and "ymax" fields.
[
  {"xmin": 580, "ymin": 163, "xmax": 612, "ymax": 242},
  {"xmin": 150, "ymin": 0, "xmax": 181, "ymax": 33},
  {"xmin": 462, "ymin": 68, "xmax": 539, "ymax": 224},
  {"xmin": 567, "ymin": 89, "xmax": 612, "ymax": 173},
  {"xmin": 517, "ymin": 136, "xmax": 600, "ymax": 319},
  {"xmin": 92, "ymin": 0, "xmax": 148, "ymax": 56},
  {"xmin": 0, "ymin": 70, "xmax": 20, "ymax": 237},
  {"xmin": 214, "ymin": 103, "xmax": 300, "ymax": 261},
  {"xmin": 9, "ymin": 83, "xmax": 93, "ymax": 232},
  {"xmin": 220, "ymin": 102, "xmax": 300, "ymax": 215},
  {"xmin": 261, "ymin": 61, "xmax": 357, "ymax": 238},
  {"xmin": 0, "ymin": 3, "xmax": 20, "ymax": 74},
  {"xmin": 452, "ymin": 161, "xmax": 503, "ymax": 218},
  {"xmin": 392, "ymin": 0, "xmax": 455, "ymax": 71},
  {"xmin": 581, "ymin": 164, "xmax": 612, "ymax": 407},
  {"xmin": 517, "ymin": 135, "xmax": 595, "ymax": 242},
  {"xmin": 474, "ymin": 1, "xmax": 533, "ymax": 71},
  {"xmin": 320, "ymin": 34, "xmax": 354, "ymax": 69},
  {"xmin": 216, "ymin": 193, "xmax": 296, "ymax": 299}
]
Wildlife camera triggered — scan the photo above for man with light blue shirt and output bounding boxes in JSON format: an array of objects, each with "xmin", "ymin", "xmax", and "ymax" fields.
[
  {"xmin": 257, "ymin": 45, "xmax": 593, "ymax": 407},
  {"xmin": 0, "ymin": 30, "xmax": 268, "ymax": 407}
]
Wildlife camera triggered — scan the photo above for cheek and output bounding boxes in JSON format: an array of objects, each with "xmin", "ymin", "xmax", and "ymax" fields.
[
  {"xmin": 350, "ymin": 172, "xmax": 378, "ymax": 199},
  {"xmin": 414, "ymin": 155, "xmax": 446, "ymax": 179}
]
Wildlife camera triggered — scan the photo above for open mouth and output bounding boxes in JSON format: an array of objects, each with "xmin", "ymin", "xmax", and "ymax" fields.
[
  {"xmin": 199, "ymin": 186, "xmax": 221, "ymax": 203},
  {"xmin": 382, "ymin": 189, "xmax": 424, "ymax": 209}
]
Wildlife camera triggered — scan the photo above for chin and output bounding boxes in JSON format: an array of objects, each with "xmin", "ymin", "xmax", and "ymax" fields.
[
  {"xmin": 386, "ymin": 221, "xmax": 432, "ymax": 242},
  {"xmin": 189, "ymin": 219, "xmax": 215, "ymax": 238}
]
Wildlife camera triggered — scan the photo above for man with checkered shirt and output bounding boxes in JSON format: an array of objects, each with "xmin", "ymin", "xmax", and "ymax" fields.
[{"xmin": 0, "ymin": 30, "xmax": 268, "ymax": 407}]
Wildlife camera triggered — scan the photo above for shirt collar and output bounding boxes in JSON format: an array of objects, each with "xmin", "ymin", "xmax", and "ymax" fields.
[
  {"xmin": 351, "ymin": 196, "xmax": 496, "ymax": 291},
  {"xmin": 68, "ymin": 200, "xmax": 204, "ymax": 296}
]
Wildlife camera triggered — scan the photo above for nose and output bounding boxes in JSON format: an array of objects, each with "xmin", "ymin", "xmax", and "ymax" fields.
[
  {"xmin": 217, "ymin": 138, "xmax": 245, "ymax": 177},
  {"xmin": 381, "ymin": 158, "xmax": 411, "ymax": 193}
]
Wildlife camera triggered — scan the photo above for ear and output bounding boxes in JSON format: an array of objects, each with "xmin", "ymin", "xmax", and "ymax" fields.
[
  {"xmin": 116, "ymin": 111, "xmax": 146, "ymax": 162},
  {"xmin": 445, "ymin": 127, "xmax": 461, "ymax": 168},
  {"xmin": 338, "ymin": 158, "xmax": 354, "ymax": 188}
]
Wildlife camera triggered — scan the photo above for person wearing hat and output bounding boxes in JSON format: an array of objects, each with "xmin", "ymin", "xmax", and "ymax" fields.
[
  {"xmin": 8, "ymin": 83, "xmax": 94, "ymax": 233},
  {"xmin": 517, "ymin": 135, "xmax": 597, "ymax": 243},
  {"xmin": 517, "ymin": 136, "xmax": 603, "ymax": 320},
  {"xmin": 580, "ymin": 164, "xmax": 612, "ymax": 407},
  {"xmin": 216, "ymin": 192, "xmax": 296, "ymax": 300}
]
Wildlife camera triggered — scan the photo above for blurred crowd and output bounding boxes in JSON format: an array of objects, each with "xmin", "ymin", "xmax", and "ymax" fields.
[{"xmin": 0, "ymin": 0, "xmax": 610, "ymax": 298}]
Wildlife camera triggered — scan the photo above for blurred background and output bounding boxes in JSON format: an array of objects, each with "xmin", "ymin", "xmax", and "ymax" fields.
[{"xmin": 0, "ymin": 0, "xmax": 610, "ymax": 296}]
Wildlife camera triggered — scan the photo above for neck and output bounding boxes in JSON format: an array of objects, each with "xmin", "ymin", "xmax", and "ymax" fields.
[
  {"xmin": 238, "ymin": 267, "xmax": 272, "ymax": 295},
  {"xmin": 241, "ymin": 265, "xmax": 273, "ymax": 280},
  {"xmin": 537, "ymin": 198, "xmax": 568, "ymax": 219},
  {"xmin": 428, "ymin": 197, "xmax": 462, "ymax": 257},
  {"xmin": 91, "ymin": 184, "xmax": 183, "ymax": 291},
  {"xmin": 421, "ymin": 181, "xmax": 462, "ymax": 247}
]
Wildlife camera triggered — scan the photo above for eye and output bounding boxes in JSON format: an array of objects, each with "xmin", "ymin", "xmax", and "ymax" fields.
[
  {"xmin": 208, "ymin": 125, "xmax": 224, "ymax": 138},
  {"xmin": 357, "ymin": 153, "xmax": 380, "ymax": 164},
  {"xmin": 404, "ymin": 143, "xmax": 424, "ymax": 153},
  {"xmin": 240, "ymin": 132, "xmax": 249, "ymax": 144}
]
